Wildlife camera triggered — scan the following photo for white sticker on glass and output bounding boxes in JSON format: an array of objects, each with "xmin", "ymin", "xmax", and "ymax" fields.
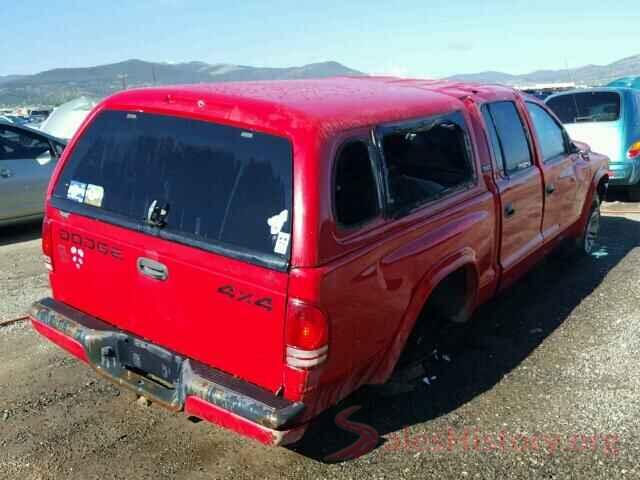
[
  {"xmin": 267, "ymin": 209, "xmax": 289, "ymax": 235},
  {"xmin": 84, "ymin": 184, "xmax": 104, "ymax": 207},
  {"xmin": 274, "ymin": 232, "xmax": 290, "ymax": 255},
  {"xmin": 67, "ymin": 181, "xmax": 87, "ymax": 203}
]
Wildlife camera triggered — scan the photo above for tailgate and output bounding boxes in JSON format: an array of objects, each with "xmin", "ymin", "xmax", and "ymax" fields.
[
  {"xmin": 46, "ymin": 108, "xmax": 294, "ymax": 393},
  {"xmin": 49, "ymin": 214, "xmax": 288, "ymax": 392}
]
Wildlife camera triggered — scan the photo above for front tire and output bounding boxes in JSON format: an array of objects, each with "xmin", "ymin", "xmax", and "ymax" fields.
[{"xmin": 574, "ymin": 199, "xmax": 601, "ymax": 256}]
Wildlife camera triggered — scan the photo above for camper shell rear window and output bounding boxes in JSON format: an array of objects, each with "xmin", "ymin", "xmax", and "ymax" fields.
[{"xmin": 52, "ymin": 110, "xmax": 293, "ymax": 270}]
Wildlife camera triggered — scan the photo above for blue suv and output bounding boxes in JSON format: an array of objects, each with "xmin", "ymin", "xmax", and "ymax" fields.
[{"xmin": 546, "ymin": 88, "xmax": 640, "ymax": 200}]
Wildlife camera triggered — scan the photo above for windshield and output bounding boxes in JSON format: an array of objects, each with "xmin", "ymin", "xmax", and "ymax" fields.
[
  {"xmin": 546, "ymin": 91, "xmax": 621, "ymax": 124},
  {"xmin": 53, "ymin": 110, "xmax": 293, "ymax": 268}
]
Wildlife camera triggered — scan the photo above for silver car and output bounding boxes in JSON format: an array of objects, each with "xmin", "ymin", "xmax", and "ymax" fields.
[{"xmin": 0, "ymin": 120, "xmax": 66, "ymax": 226}]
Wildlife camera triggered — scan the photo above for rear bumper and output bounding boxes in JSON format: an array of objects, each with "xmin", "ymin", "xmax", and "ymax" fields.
[
  {"xmin": 29, "ymin": 298, "xmax": 306, "ymax": 446},
  {"xmin": 608, "ymin": 159, "xmax": 640, "ymax": 187}
]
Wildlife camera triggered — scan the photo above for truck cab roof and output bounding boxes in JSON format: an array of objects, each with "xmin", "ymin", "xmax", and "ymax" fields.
[{"xmin": 102, "ymin": 77, "xmax": 518, "ymax": 139}]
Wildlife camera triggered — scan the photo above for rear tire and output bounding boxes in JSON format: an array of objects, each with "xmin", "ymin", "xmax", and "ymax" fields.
[
  {"xmin": 628, "ymin": 184, "xmax": 640, "ymax": 202},
  {"xmin": 398, "ymin": 312, "xmax": 469, "ymax": 368}
]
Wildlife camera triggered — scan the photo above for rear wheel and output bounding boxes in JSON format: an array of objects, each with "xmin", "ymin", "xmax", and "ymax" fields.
[
  {"xmin": 393, "ymin": 270, "xmax": 472, "ymax": 378},
  {"xmin": 377, "ymin": 310, "xmax": 470, "ymax": 395},
  {"xmin": 398, "ymin": 311, "xmax": 469, "ymax": 368},
  {"xmin": 628, "ymin": 184, "xmax": 640, "ymax": 202}
]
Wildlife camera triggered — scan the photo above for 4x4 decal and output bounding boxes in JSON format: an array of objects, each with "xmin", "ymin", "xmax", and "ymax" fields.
[{"xmin": 217, "ymin": 285, "xmax": 273, "ymax": 312}]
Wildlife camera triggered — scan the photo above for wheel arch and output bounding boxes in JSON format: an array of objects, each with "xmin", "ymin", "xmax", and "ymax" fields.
[
  {"xmin": 596, "ymin": 173, "xmax": 609, "ymax": 204},
  {"xmin": 575, "ymin": 166, "xmax": 608, "ymax": 235},
  {"xmin": 373, "ymin": 248, "xmax": 480, "ymax": 383}
]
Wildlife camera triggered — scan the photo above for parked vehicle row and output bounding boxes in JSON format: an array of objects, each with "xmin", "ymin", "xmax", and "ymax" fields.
[
  {"xmin": 607, "ymin": 76, "xmax": 640, "ymax": 89},
  {"xmin": 29, "ymin": 77, "xmax": 608, "ymax": 446},
  {"xmin": 38, "ymin": 96, "xmax": 97, "ymax": 140},
  {"xmin": 0, "ymin": 114, "xmax": 31, "ymax": 126},
  {"xmin": 0, "ymin": 109, "xmax": 52, "ymax": 128},
  {"xmin": 0, "ymin": 119, "xmax": 66, "ymax": 226}
]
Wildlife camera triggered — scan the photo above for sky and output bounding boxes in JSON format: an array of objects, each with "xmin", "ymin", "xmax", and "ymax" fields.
[{"xmin": 2, "ymin": 0, "xmax": 639, "ymax": 78}]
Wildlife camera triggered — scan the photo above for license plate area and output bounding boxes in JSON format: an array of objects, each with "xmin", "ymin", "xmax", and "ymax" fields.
[
  {"xmin": 116, "ymin": 337, "xmax": 182, "ymax": 390},
  {"xmin": 92, "ymin": 332, "xmax": 186, "ymax": 409}
]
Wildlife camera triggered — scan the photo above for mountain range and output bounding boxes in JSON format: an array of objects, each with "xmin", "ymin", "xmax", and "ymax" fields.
[
  {"xmin": 2, "ymin": 53, "xmax": 639, "ymax": 107},
  {"xmin": 447, "ymin": 54, "xmax": 640, "ymax": 86},
  {"xmin": 0, "ymin": 60, "xmax": 363, "ymax": 106}
]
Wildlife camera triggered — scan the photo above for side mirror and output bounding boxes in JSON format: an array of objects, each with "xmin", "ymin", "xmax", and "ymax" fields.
[
  {"xmin": 35, "ymin": 150, "xmax": 52, "ymax": 165},
  {"xmin": 571, "ymin": 142, "xmax": 592, "ymax": 161},
  {"xmin": 569, "ymin": 142, "xmax": 581, "ymax": 154}
]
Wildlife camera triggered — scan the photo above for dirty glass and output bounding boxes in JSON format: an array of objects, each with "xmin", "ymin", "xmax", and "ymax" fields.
[{"xmin": 54, "ymin": 110, "xmax": 293, "ymax": 262}]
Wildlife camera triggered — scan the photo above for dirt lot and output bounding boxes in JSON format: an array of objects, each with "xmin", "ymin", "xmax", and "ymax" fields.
[{"xmin": 1, "ymin": 202, "xmax": 639, "ymax": 480}]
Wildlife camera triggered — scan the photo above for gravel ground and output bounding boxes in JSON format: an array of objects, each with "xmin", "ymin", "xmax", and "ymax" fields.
[
  {"xmin": 0, "ymin": 204, "xmax": 639, "ymax": 480},
  {"xmin": 0, "ymin": 222, "xmax": 48, "ymax": 323}
]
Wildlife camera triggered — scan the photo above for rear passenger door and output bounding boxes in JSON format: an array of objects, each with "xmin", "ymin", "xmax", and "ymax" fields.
[
  {"xmin": 525, "ymin": 102, "xmax": 579, "ymax": 239},
  {"xmin": 481, "ymin": 101, "xmax": 544, "ymax": 274}
]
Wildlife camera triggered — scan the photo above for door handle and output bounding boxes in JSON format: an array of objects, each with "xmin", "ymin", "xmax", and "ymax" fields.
[
  {"xmin": 546, "ymin": 183, "xmax": 556, "ymax": 195},
  {"xmin": 504, "ymin": 203, "xmax": 516, "ymax": 217},
  {"xmin": 137, "ymin": 257, "xmax": 168, "ymax": 281},
  {"xmin": 0, "ymin": 168, "xmax": 12, "ymax": 178}
]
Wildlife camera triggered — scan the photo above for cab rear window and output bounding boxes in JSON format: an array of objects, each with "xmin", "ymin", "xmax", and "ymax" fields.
[{"xmin": 53, "ymin": 110, "xmax": 293, "ymax": 269}]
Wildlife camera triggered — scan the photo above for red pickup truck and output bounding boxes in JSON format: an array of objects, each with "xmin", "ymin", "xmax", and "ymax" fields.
[{"xmin": 30, "ymin": 77, "xmax": 609, "ymax": 446}]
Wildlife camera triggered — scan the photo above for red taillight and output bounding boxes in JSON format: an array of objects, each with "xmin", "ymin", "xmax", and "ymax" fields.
[
  {"xmin": 42, "ymin": 216, "xmax": 54, "ymax": 272},
  {"xmin": 628, "ymin": 141, "xmax": 640, "ymax": 160},
  {"xmin": 285, "ymin": 299, "xmax": 329, "ymax": 368}
]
